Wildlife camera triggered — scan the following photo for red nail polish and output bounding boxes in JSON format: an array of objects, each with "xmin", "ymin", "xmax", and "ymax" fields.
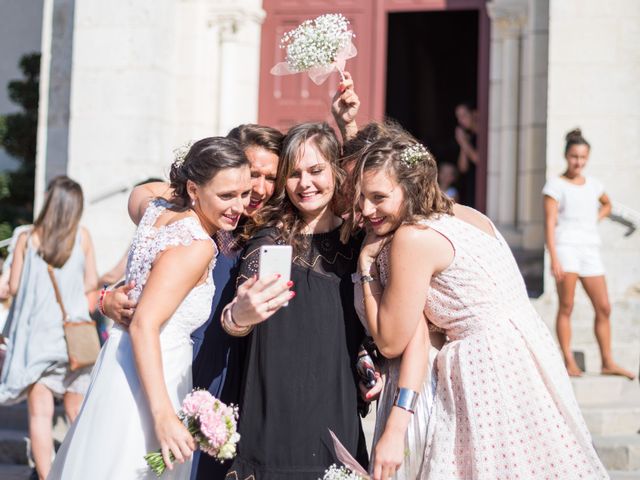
[
  {"xmin": 287, "ymin": 280, "xmax": 294, "ymax": 287},
  {"xmin": 290, "ymin": 291, "xmax": 296, "ymax": 298}
]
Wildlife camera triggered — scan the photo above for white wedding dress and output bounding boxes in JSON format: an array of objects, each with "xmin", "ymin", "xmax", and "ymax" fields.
[{"xmin": 48, "ymin": 200, "xmax": 216, "ymax": 480}]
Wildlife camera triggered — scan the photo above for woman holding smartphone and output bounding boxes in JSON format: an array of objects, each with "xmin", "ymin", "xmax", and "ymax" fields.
[{"xmin": 222, "ymin": 122, "xmax": 368, "ymax": 480}]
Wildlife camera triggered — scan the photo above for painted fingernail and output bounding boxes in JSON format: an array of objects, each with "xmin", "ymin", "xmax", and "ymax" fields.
[
  {"xmin": 287, "ymin": 280, "xmax": 294, "ymax": 287},
  {"xmin": 290, "ymin": 291, "xmax": 296, "ymax": 299}
]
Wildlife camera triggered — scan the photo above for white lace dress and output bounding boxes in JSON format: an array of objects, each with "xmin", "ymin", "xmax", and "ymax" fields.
[{"xmin": 48, "ymin": 200, "xmax": 216, "ymax": 480}]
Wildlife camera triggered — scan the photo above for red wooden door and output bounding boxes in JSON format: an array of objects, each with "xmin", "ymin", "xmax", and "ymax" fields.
[{"xmin": 258, "ymin": 0, "xmax": 376, "ymax": 132}]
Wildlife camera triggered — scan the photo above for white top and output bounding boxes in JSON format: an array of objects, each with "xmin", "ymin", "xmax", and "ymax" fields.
[{"xmin": 542, "ymin": 175, "xmax": 604, "ymax": 246}]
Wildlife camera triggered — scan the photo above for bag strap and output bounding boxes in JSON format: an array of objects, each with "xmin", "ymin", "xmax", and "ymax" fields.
[{"xmin": 47, "ymin": 265, "xmax": 69, "ymax": 321}]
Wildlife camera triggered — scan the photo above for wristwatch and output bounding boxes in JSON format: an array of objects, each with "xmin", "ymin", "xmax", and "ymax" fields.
[{"xmin": 351, "ymin": 272, "xmax": 376, "ymax": 284}]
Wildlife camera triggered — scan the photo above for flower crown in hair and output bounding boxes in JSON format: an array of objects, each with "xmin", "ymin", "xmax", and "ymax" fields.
[
  {"xmin": 172, "ymin": 140, "xmax": 194, "ymax": 168},
  {"xmin": 400, "ymin": 143, "xmax": 429, "ymax": 167}
]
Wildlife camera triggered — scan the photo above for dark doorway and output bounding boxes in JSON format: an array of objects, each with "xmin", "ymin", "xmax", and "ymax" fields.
[{"xmin": 385, "ymin": 10, "xmax": 479, "ymax": 206}]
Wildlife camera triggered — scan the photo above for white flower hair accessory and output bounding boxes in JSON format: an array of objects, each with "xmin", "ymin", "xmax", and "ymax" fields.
[
  {"xmin": 400, "ymin": 143, "xmax": 429, "ymax": 167},
  {"xmin": 270, "ymin": 13, "xmax": 357, "ymax": 86},
  {"xmin": 172, "ymin": 140, "xmax": 194, "ymax": 168}
]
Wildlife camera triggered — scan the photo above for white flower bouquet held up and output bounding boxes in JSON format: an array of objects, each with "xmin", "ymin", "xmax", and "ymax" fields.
[
  {"xmin": 271, "ymin": 13, "xmax": 357, "ymax": 85},
  {"xmin": 144, "ymin": 390, "xmax": 240, "ymax": 476}
]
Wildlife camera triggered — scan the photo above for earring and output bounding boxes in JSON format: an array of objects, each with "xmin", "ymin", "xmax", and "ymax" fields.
[{"xmin": 191, "ymin": 199, "xmax": 196, "ymax": 207}]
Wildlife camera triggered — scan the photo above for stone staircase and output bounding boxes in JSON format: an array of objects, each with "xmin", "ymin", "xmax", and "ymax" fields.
[
  {"xmin": 0, "ymin": 402, "xmax": 68, "ymax": 479},
  {"xmin": 571, "ymin": 374, "xmax": 640, "ymax": 479}
]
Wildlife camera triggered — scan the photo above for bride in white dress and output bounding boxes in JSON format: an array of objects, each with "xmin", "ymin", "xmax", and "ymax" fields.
[{"xmin": 49, "ymin": 138, "xmax": 251, "ymax": 480}]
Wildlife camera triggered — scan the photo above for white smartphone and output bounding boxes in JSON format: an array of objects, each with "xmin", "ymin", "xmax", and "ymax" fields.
[{"xmin": 258, "ymin": 245, "xmax": 293, "ymax": 306}]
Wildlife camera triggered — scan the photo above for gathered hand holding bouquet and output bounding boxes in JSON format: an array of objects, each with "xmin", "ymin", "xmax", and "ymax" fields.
[
  {"xmin": 271, "ymin": 13, "xmax": 357, "ymax": 85},
  {"xmin": 144, "ymin": 390, "xmax": 240, "ymax": 476}
]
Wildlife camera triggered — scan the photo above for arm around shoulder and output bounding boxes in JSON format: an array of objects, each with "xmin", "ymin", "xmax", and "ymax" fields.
[{"xmin": 128, "ymin": 182, "xmax": 173, "ymax": 226}]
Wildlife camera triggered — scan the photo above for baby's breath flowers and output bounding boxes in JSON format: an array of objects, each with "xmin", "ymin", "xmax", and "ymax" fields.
[
  {"xmin": 172, "ymin": 140, "xmax": 194, "ymax": 169},
  {"xmin": 400, "ymin": 143, "xmax": 430, "ymax": 167},
  {"xmin": 271, "ymin": 13, "xmax": 357, "ymax": 85},
  {"xmin": 321, "ymin": 464, "xmax": 367, "ymax": 480}
]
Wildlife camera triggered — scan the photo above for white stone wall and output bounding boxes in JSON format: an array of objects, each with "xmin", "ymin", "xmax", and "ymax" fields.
[
  {"xmin": 535, "ymin": 0, "xmax": 640, "ymax": 372},
  {"xmin": 36, "ymin": 0, "xmax": 265, "ymax": 272},
  {"xmin": 0, "ymin": 0, "xmax": 43, "ymax": 172}
]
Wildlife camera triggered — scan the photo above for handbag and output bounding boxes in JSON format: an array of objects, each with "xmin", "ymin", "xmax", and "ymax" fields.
[{"xmin": 47, "ymin": 265, "xmax": 101, "ymax": 371}]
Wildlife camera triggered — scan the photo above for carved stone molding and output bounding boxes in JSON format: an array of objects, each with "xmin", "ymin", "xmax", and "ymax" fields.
[
  {"xmin": 487, "ymin": 0, "xmax": 527, "ymax": 37},
  {"xmin": 207, "ymin": 4, "xmax": 266, "ymax": 41}
]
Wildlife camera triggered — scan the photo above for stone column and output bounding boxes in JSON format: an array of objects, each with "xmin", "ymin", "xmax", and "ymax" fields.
[
  {"xmin": 208, "ymin": 3, "xmax": 265, "ymax": 135},
  {"xmin": 487, "ymin": 1, "xmax": 527, "ymax": 234}
]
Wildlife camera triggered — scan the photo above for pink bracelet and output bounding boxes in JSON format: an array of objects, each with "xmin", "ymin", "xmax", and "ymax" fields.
[{"xmin": 98, "ymin": 286, "xmax": 108, "ymax": 316}]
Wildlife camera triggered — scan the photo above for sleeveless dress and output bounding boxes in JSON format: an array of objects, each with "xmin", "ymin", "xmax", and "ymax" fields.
[
  {"xmin": 225, "ymin": 227, "xmax": 368, "ymax": 480},
  {"xmin": 419, "ymin": 214, "xmax": 607, "ymax": 479},
  {"xmin": 366, "ymin": 243, "xmax": 436, "ymax": 479},
  {"xmin": 48, "ymin": 200, "xmax": 216, "ymax": 480},
  {"xmin": 0, "ymin": 231, "xmax": 91, "ymax": 404}
]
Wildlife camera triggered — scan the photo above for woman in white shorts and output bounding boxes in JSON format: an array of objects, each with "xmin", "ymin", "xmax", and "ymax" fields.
[{"xmin": 543, "ymin": 128, "xmax": 634, "ymax": 379}]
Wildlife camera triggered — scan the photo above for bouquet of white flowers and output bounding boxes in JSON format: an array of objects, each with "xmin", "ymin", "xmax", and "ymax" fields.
[{"xmin": 271, "ymin": 13, "xmax": 357, "ymax": 85}]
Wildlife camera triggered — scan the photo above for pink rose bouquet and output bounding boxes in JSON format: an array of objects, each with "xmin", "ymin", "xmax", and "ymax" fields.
[{"xmin": 144, "ymin": 389, "xmax": 240, "ymax": 476}]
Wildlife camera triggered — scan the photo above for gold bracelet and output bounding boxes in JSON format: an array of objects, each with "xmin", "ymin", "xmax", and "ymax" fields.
[{"xmin": 220, "ymin": 303, "xmax": 253, "ymax": 337}]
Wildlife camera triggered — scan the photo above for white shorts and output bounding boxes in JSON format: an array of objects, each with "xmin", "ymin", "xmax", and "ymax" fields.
[{"xmin": 556, "ymin": 244, "xmax": 605, "ymax": 277}]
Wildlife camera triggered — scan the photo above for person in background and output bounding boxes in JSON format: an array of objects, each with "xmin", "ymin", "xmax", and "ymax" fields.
[
  {"xmin": 0, "ymin": 176, "xmax": 97, "ymax": 480},
  {"xmin": 437, "ymin": 161, "xmax": 459, "ymax": 202},
  {"xmin": 454, "ymin": 102, "xmax": 477, "ymax": 208},
  {"xmin": 543, "ymin": 128, "xmax": 634, "ymax": 379}
]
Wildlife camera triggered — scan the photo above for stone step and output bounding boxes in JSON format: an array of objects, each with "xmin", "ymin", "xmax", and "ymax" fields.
[
  {"xmin": 594, "ymin": 435, "xmax": 640, "ymax": 471},
  {"xmin": 0, "ymin": 429, "xmax": 28, "ymax": 465},
  {"xmin": 0, "ymin": 464, "xmax": 32, "ymax": 480},
  {"xmin": 571, "ymin": 375, "xmax": 640, "ymax": 406},
  {"xmin": 582, "ymin": 404, "xmax": 640, "ymax": 436},
  {"xmin": 608, "ymin": 470, "xmax": 640, "ymax": 480},
  {"xmin": 0, "ymin": 403, "xmax": 66, "ymax": 431}
]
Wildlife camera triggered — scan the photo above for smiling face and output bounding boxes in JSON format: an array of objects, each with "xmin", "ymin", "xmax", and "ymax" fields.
[
  {"xmin": 285, "ymin": 138, "xmax": 336, "ymax": 223},
  {"xmin": 359, "ymin": 167, "xmax": 405, "ymax": 236},
  {"xmin": 245, "ymin": 146, "xmax": 279, "ymax": 215},
  {"xmin": 188, "ymin": 165, "xmax": 252, "ymax": 234},
  {"xmin": 564, "ymin": 144, "xmax": 590, "ymax": 178}
]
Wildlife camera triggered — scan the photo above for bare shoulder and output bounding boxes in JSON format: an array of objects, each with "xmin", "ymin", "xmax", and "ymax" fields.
[
  {"xmin": 452, "ymin": 204, "xmax": 495, "ymax": 235},
  {"xmin": 391, "ymin": 223, "xmax": 454, "ymax": 272}
]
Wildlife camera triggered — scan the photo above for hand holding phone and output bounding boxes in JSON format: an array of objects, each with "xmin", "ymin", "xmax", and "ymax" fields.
[{"xmin": 259, "ymin": 245, "xmax": 293, "ymax": 306}]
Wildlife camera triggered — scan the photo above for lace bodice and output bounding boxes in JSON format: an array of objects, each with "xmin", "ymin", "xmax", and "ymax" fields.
[{"xmin": 125, "ymin": 199, "xmax": 217, "ymax": 348}]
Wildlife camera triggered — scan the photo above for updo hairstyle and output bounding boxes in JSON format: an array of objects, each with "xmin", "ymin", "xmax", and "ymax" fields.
[
  {"xmin": 169, "ymin": 137, "xmax": 249, "ymax": 208},
  {"xmin": 564, "ymin": 128, "xmax": 590, "ymax": 155}
]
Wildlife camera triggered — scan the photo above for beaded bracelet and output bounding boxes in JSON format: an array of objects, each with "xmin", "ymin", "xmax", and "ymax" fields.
[{"xmin": 98, "ymin": 285, "xmax": 109, "ymax": 316}]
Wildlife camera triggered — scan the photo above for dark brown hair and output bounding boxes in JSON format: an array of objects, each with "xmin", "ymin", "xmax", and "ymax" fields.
[
  {"xmin": 169, "ymin": 137, "xmax": 249, "ymax": 208},
  {"xmin": 34, "ymin": 176, "xmax": 84, "ymax": 268},
  {"xmin": 564, "ymin": 128, "xmax": 590, "ymax": 155},
  {"xmin": 342, "ymin": 135, "xmax": 453, "ymax": 241},
  {"xmin": 227, "ymin": 124, "xmax": 284, "ymax": 156},
  {"xmin": 243, "ymin": 122, "xmax": 343, "ymax": 252}
]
